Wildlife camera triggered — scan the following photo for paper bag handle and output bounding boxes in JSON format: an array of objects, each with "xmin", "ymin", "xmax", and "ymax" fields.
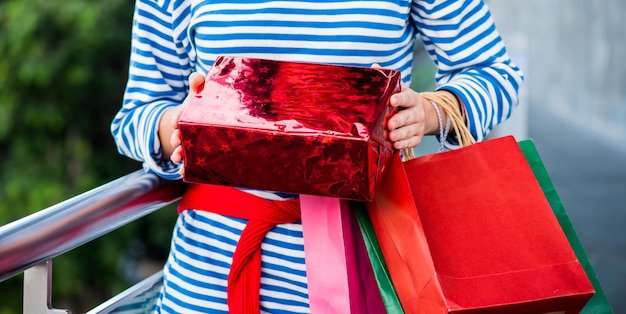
[{"xmin": 402, "ymin": 91, "xmax": 475, "ymax": 160}]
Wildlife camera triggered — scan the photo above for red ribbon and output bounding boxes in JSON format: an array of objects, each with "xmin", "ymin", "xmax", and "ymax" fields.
[{"xmin": 178, "ymin": 183, "xmax": 301, "ymax": 314}]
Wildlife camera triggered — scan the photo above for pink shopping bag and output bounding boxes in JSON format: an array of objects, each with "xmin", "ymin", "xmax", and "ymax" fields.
[{"xmin": 300, "ymin": 195, "xmax": 386, "ymax": 314}]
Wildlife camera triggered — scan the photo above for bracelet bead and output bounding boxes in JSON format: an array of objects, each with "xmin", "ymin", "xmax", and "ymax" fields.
[{"xmin": 430, "ymin": 101, "xmax": 451, "ymax": 152}]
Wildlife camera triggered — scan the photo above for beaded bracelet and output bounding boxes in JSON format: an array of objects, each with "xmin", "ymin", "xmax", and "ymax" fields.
[
  {"xmin": 402, "ymin": 92, "xmax": 474, "ymax": 161},
  {"xmin": 430, "ymin": 101, "xmax": 451, "ymax": 152}
]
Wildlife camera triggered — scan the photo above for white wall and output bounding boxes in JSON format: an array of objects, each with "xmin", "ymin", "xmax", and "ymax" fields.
[{"xmin": 486, "ymin": 0, "xmax": 626, "ymax": 146}]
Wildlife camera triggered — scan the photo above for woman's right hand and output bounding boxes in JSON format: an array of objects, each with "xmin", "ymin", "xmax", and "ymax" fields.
[{"xmin": 158, "ymin": 72, "xmax": 205, "ymax": 165}]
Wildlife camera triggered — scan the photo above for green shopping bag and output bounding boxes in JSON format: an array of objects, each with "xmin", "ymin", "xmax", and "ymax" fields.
[
  {"xmin": 519, "ymin": 139, "xmax": 614, "ymax": 314},
  {"xmin": 353, "ymin": 202, "xmax": 404, "ymax": 314}
]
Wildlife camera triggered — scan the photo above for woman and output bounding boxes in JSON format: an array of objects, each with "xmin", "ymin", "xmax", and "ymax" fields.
[{"xmin": 111, "ymin": 0, "xmax": 523, "ymax": 312}]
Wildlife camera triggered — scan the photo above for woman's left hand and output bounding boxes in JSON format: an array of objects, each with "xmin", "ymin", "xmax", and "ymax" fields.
[{"xmin": 387, "ymin": 83, "xmax": 438, "ymax": 150}]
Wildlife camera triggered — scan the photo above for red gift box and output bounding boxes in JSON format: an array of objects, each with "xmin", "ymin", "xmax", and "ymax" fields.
[{"xmin": 178, "ymin": 56, "xmax": 401, "ymax": 200}]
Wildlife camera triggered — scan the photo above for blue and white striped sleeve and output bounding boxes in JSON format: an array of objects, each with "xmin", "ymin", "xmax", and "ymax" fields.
[
  {"xmin": 111, "ymin": 0, "xmax": 192, "ymax": 180},
  {"xmin": 412, "ymin": 0, "xmax": 524, "ymax": 146}
]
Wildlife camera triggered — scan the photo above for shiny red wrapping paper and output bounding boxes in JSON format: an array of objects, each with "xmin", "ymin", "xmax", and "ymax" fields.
[{"xmin": 178, "ymin": 56, "xmax": 401, "ymax": 200}]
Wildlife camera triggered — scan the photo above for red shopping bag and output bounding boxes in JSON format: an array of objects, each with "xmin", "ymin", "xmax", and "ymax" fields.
[
  {"xmin": 300, "ymin": 195, "xmax": 386, "ymax": 314},
  {"xmin": 366, "ymin": 136, "xmax": 594, "ymax": 314}
]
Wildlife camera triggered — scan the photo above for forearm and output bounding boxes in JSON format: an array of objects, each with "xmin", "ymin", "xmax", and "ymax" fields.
[
  {"xmin": 414, "ymin": 0, "xmax": 524, "ymax": 144},
  {"xmin": 438, "ymin": 63, "xmax": 522, "ymax": 142},
  {"xmin": 111, "ymin": 99, "xmax": 182, "ymax": 180}
]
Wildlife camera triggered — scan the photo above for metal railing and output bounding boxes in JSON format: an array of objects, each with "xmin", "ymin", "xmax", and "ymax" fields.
[{"xmin": 0, "ymin": 170, "xmax": 186, "ymax": 313}]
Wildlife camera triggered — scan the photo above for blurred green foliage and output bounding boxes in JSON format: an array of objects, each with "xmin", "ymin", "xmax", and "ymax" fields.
[
  {"xmin": 0, "ymin": 0, "xmax": 177, "ymax": 312},
  {"xmin": 0, "ymin": 0, "xmax": 135, "ymax": 217}
]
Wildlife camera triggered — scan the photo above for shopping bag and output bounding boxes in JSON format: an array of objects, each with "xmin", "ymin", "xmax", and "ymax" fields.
[
  {"xmin": 366, "ymin": 135, "xmax": 595, "ymax": 313},
  {"xmin": 353, "ymin": 202, "xmax": 405, "ymax": 314},
  {"xmin": 300, "ymin": 195, "xmax": 386, "ymax": 314},
  {"xmin": 365, "ymin": 152, "xmax": 444, "ymax": 313},
  {"xmin": 518, "ymin": 140, "xmax": 614, "ymax": 313}
]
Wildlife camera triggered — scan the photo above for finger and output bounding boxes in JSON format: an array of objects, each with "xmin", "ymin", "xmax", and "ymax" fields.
[
  {"xmin": 392, "ymin": 135, "xmax": 423, "ymax": 150},
  {"xmin": 388, "ymin": 107, "xmax": 421, "ymax": 130},
  {"xmin": 170, "ymin": 129, "xmax": 181, "ymax": 148},
  {"xmin": 371, "ymin": 63, "xmax": 382, "ymax": 69},
  {"xmin": 170, "ymin": 106, "xmax": 184, "ymax": 129},
  {"xmin": 171, "ymin": 146, "xmax": 184, "ymax": 163},
  {"xmin": 389, "ymin": 123, "xmax": 419, "ymax": 142},
  {"xmin": 390, "ymin": 90, "xmax": 421, "ymax": 109},
  {"xmin": 189, "ymin": 72, "xmax": 205, "ymax": 93}
]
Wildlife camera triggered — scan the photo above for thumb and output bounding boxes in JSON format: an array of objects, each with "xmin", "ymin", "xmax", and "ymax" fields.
[{"xmin": 189, "ymin": 72, "xmax": 205, "ymax": 94}]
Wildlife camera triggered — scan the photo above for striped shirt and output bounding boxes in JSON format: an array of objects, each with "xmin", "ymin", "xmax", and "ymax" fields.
[{"xmin": 110, "ymin": 0, "xmax": 523, "ymax": 312}]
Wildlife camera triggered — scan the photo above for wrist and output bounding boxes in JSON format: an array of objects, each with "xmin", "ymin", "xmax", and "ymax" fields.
[
  {"xmin": 421, "ymin": 89, "xmax": 475, "ymax": 148},
  {"xmin": 427, "ymin": 99, "xmax": 451, "ymax": 152},
  {"xmin": 437, "ymin": 90, "xmax": 466, "ymax": 122},
  {"xmin": 423, "ymin": 94, "xmax": 447, "ymax": 136}
]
